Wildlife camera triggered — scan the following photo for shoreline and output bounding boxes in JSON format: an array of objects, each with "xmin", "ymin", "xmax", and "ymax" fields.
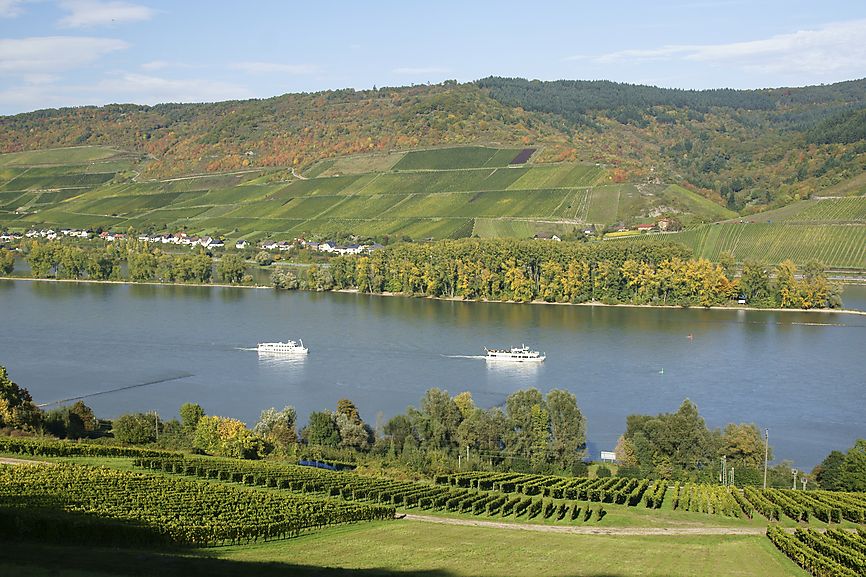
[
  {"xmin": 335, "ymin": 288, "xmax": 866, "ymax": 317},
  {"xmin": 3, "ymin": 276, "xmax": 864, "ymax": 316}
]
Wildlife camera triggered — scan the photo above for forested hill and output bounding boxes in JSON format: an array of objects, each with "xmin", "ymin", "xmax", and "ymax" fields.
[
  {"xmin": 2, "ymin": 77, "xmax": 866, "ymax": 213},
  {"xmin": 477, "ymin": 77, "xmax": 866, "ymax": 211}
]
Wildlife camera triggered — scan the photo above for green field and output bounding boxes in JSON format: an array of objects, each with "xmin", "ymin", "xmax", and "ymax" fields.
[
  {"xmin": 1, "ymin": 522, "xmax": 808, "ymax": 577},
  {"xmin": 655, "ymin": 223, "xmax": 866, "ymax": 269},
  {"xmin": 392, "ymin": 146, "xmax": 524, "ymax": 170}
]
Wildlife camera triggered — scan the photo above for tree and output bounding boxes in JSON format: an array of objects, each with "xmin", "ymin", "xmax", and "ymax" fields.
[
  {"xmin": 813, "ymin": 450, "xmax": 846, "ymax": 491},
  {"xmin": 255, "ymin": 251, "xmax": 273, "ymax": 266},
  {"xmin": 272, "ymin": 268, "xmax": 299, "ymax": 290},
  {"xmin": 453, "ymin": 391, "xmax": 476, "ymax": 419},
  {"xmin": 0, "ymin": 248, "xmax": 14, "ymax": 275},
  {"xmin": 336, "ymin": 398, "xmax": 361, "ymax": 424},
  {"xmin": 254, "ymin": 405, "xmax": 297, "ymax": 453},
  {"xmin": 546, "ymin": 389, "xmax": 586, "ymax": 469},
  {"xmin": 718, "ymin": 251, "xmax": 736, "ymax": 281},
  {"xmin": 417, "ymin": 388, "xmax": 462, "ymax": 450},
  {"xmin": 68, "ymin": 401, "xmax": 98, "ymax": 435},
  {"xmin": 621, "ymin": 399, "xmax": 718, "ymax": 479},
  {"xmin": 337, "ymin": 412, "xmax": 372, "ymax": 451},
  {"xmin": 506, "ymin": 388, "xmax": 545, "ymax": 459},
  {"xmin": 720, "ymin": 423, "xmax": 771, "ymax": 469},
  {"xmin": 0, "ymin": 366, "xmax": 41, "ymax": 432},
  {"xmin": 25, "ymin": 242, "xmax": 60, "ymax": 278},
  {"xmin": 738, "ymin": 260, "xmax": 772, "ymax": 305},
  {"xmin": 193, "ymin": 415, "xmax": 267, "ymax": 459},
  {"xmin": 302, "ymin": 411, "xmax": 341, "ymax": 446},
  {"xmin": 840, "ymin": 439, "xmax": 866, "ymax": 492},
  {"xmin": 58, "ymin": 246, "xmax": 88, "ymax": 279},
  {"xmin": 179, "ymin": 402, "xmax": 205, "ymax": 433},
  {"xmin": 217, "ymin": 253, "xmax": 246, "ymax": 284},
  {"xmin": 86, "ymin": 250, "xmax": 116, "ymax": 280},
  {"xmin": 384, "ymin": 414, "xmax": 414, "ymax": 452},
  {"xmin": 44, "ymin": 401, "xmax": 98, "ymax": 438},
  {"xmin": 112, "ymin": 412, "xmax": 157, "ymax": 444}
]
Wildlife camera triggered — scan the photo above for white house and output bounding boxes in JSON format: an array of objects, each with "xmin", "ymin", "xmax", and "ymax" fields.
[{"xmin": 235, "ymin": 239, "xmax": 248, "ymax": 250}]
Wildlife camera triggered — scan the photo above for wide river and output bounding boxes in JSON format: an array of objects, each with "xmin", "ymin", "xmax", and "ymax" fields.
[{"xmin": 1, "ymin": 279, "xmax": 865, "ymax": 470}]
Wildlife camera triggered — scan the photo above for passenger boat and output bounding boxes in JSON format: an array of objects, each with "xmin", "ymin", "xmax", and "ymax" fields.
[
  {"xmin": 257, "ymin": 339, "xmax": 308, "ymax": 354},
  {"xmin": 484, "ymin": 344, "xmax": 545, "ymax": 362}
]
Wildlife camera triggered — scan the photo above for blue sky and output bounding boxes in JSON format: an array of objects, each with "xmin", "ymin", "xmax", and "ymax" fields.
[{"xmin": 2, "ymin": 0, "xmax": 866, "ymax": 115}]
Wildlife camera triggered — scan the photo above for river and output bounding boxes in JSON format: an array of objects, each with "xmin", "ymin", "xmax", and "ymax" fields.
[{"xmin": 1, "ymin": 279, "xmax": 864, "ymax": 470}]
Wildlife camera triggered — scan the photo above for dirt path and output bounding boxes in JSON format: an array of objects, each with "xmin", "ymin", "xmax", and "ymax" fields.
[
  {"xmin": 401, "ymin": 514, "xmax": 767, "ymax": 536},
  {"xmin": 0, "ymin": 457, "xmax": 51, "ymax": 466}
]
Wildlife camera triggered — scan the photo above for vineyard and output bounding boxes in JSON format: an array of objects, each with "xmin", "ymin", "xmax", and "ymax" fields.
[
  {"xmin": 439, "ymin": 471, "xmax": 866, "ymax": 524},
  {"xmin": 0, "ymin": 146, "xmax": 742, "ymax": 242},
  {"xmin": 0, "ymin": 463, "xmax": 394, "ymax": 547},
  {"xmin": 3, "ymin": 437, "xmax": 866, "ymax": 576},
  {"xmin": 745, "ymin": 197, "xmax": 866, "ymax": 224},
  {"xmin": 652, "ymin": 223, "xmax": 866, "ymax": 269},
  {"xmin": 767, "ymin": 526, "xmax": 866, "ymax": 577},
  {"xmin": 132, "ymin": 455, "xmax": 609, "ymax": 524}
]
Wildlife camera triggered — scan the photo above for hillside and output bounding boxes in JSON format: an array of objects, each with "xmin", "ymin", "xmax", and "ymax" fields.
[
  {"xmin": 2, "ymin": 78, "xmax": 866, "ymax": 215},
  {"xmin": 0, "ymin": 145, "xmax": 737, "ymax": 241}
]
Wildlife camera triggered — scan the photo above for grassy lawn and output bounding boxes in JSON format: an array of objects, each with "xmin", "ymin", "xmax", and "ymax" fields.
[{"xmin": 0, "ymin": 520, "xmax": 808, "ymax": 577}]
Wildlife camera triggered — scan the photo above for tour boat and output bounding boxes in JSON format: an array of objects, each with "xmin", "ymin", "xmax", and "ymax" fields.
[
  {"xmin": 484, "ymin": 344, "xmax": 545, "ymax": 362},
  {"xmin": 257, "ymin": 339, "xmax": 308, "ymax": 354}
]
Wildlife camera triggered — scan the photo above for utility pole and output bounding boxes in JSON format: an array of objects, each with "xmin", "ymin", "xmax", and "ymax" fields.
[
  {"xmin": 730, "ymin": 467, "xmax": 734, "ymax": 487},
  {"xmin": 763, "ymin": 428, "xmax": 769, "ymax": 490},
  {"xmin": 153, "ymin": 410, "xmax": 159, "ymax": 440}
]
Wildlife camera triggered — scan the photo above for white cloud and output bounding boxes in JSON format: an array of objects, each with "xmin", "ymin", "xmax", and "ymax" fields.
[
  {"xmin": 586, "ymin": 19, "xmax": 866, "ymax": 76},
  {"xmin": 140, "ymin": 60, "xmax": 195, "ymax": 71},
  {"xmin": 392, "ymin": 66, "xmax": 450, "ymax": 76},
  {"xmin": 230, "ymin": 61, "xmax": 318, "ymax": 75},
  {"xmin": 0, "ymin": 71, "xmax": 252, "ymax": 113},
  {"xmin": 0, "ymin": 36, "xmax": 128, "ymax": 74},
  {"xmin": 93, "ymin": 72, "xmax": 252, "ymax": 103},
  {"xmin": 0, "ymin": 0, "xmax": 30, "ymax": 18},
  {"xmin": 57, "ymin": 0, "xmax": 155, "ymax": 28}
]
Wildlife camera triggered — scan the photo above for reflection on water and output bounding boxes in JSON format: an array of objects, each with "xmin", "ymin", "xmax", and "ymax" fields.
[
  {"xmin": 256, "ymin": 351, "xmax": 308, "ymax": 371},
  {"xmin": 485, "ymin": 359, "xmax": 543, "ymax": 377}
]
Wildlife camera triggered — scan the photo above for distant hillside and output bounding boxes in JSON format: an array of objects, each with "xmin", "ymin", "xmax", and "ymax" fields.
[
  {"xmin": 477, "ymin": 77, "xmax": 866, "ymax": 212},
  {"xmin": 2, "ymin": 77, "xmax": 866, "ymax": 216},
  {"xmin": 0, "ymin": 145, "xmax": 736, "ymax": 241}
]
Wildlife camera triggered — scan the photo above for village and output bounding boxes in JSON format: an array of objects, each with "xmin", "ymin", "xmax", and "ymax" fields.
[{"xmin": 0, "ymin": 228, "xmax": 386, "ymax": 256}]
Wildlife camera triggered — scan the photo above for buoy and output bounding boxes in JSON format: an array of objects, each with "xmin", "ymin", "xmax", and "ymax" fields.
[{"xmin": 659, "ymin": 369, "xmax": 664, "ymax": 374}]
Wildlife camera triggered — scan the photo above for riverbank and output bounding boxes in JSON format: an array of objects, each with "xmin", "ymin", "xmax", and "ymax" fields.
[
  {"xmin": 0, "ymin": 275, "xmax": 270, "ymax": 290},
  {"xmin": 333, "ymin": 288, "xmax": 866, "ymax": 317},
  {"xmin": 4, "ymin": 276, "xmax": 865, "ymax": 316}
]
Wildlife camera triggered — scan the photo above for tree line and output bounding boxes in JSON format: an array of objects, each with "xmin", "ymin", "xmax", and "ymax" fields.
[{"xmin": 322, "ymin": 239, "xmax": 840, "ymax": 309}]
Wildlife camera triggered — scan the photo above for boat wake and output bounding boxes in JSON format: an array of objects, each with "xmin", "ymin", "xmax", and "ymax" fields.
[
  {"xmin": 442, "ymin": 354, "xmax": 488, "ymax": 360},
  {"xmin": 236, "ymin": 347, "xmax": 259, "ymax": 351}
]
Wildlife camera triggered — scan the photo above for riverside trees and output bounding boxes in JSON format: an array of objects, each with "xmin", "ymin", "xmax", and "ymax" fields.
[
  {"xmin": 384, "ymin": 388, "xmax": 587, "ymax": 474},
  {"xmin": 327, "ymin": 238, "xmax": 841, "ymax": 309}
]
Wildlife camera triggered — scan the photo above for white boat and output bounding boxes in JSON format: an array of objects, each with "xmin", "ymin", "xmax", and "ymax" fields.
[
  {"xmin": 484, "ymin": 344, "xmax": 545, "ymax": 362},
  {"xmin": 257, "ymin": 339, "xmax": 308, "ymax": 354}
]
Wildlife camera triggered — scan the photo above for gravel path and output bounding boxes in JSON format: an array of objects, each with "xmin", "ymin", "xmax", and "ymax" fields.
[
  {"xmin": 0, "ymin": 457, "xmax": 51, "ymax": 466},
  {"xmin": 401, "ymin": 514, "xmax": 767, "ymax": 535}
]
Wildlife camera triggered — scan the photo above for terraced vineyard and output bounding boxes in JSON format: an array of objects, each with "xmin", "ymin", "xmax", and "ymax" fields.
[{"xmin": 0, "ymin": 145, "xmax": 739, "ymax": 241}]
